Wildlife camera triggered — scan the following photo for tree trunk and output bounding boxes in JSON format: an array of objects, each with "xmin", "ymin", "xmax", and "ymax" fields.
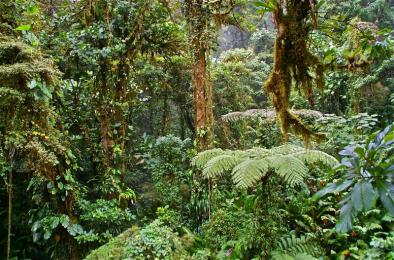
[
  {"xmin": 193, "ymin": 47, "xmax": 213, "ymax": 150},
  {"xmin": 187, "ymin": 0, "xmax": 214, "ymax": 151},
  {"xmin": 7, "ymin": 166, "xmax": 12, "ymax": 260}
]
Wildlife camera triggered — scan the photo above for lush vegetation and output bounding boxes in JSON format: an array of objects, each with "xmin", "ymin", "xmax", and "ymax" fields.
[{"xmin": 0, "ymin": 0, "xmax": 393, "ymax": 259}]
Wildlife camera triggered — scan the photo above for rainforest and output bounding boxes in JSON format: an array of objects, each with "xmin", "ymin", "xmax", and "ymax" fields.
[{"xmin": 1, "ymin": 0, "xmax": 394, "ymax": 259}]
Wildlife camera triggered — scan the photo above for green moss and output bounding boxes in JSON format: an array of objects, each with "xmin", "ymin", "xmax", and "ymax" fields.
[
  {"xmin": 263, "ymin": 1, "xmax": 325, "ymax": 143},
  {"xmin": 0, "ymin": 37, "xmax": 60, "ymax": 87},
  {"xmin": 86, "ymin": 220, "xmax": 192, "ymax": 260},
  {"xmin": 0, "ymin": 40, "xmax": 36, "ymax": 64}
]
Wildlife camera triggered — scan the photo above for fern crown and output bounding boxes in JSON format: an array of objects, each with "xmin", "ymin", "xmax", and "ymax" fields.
[{"xmin": 192, "ymin": 144, "xmax": 338, "ymax": 188}]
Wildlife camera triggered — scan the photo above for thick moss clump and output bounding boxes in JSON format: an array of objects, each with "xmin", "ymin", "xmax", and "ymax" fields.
[
  {"xmin": 264, "ymin": 1, "xmax": 325, "ymax": 142},
  {"xmin": 86, "ymin": 220, "xmax": 192, "ymax": 260}
]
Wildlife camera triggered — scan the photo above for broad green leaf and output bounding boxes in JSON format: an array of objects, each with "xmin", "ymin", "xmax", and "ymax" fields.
[
  {"xmin": 313, "ymin": 179, "xmax": 353, "ymax": 200},
  {"xmin": 354, "ymin": 146, "xmax": 366, "ymax": 158},
  {"xmin": 336, "ymin": 203, "xmax": 354, "ymax": 233},
  {"xmin": 60, "ymin": 215, "xmax": 70, "ymax": 228},
  {"xmin": 51, "ymin": 217, "xmax": 60, "ymax": 229},
  {"xmin": 378, "ymin": 182, "xmax": 394, "ymax": 215},
  {"xmin": 351, "ymin": 181, "xmax": 377, "ymax": 211},
  {"xmin": 313, "ymin": 182, "xmax": 338, "ymax": 199},
  {"xmin": 32, "ymin": 221, "xmax": 40, "ymax": 232},
  {"xmin": 27, "ymin": 5, "xmax": 39, "ymax": 15},
  {"xmin": 334, "ymin": 179, "xmax": 354, "ymax": 193},
  {"xmin": 317, "ymin": 0, "xmax": 326, "ymax": 9},
  {"xmin": 44, "ymin": 230, "xmax": 51, "ymax": 240},
  {"xmin": 15, "ymin": 24, "xmax": 31, "ymax": 31},
  {"xmin": 339, "ymin": 145, "xmax": 356, "ymax": 156},
  {"xmin": 253, "ymin": 0, "xmax": 276, "ymax": 11}
]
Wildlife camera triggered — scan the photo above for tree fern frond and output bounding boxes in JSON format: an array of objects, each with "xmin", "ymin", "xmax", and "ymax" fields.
[
  {"xmin": 270, "ymin": 144, "xmax": 305, "ymax": 155},
  {"xmin": 293, "ymin": 150, "xmax": 338, "ymax": 167},
  {"xmin": 202, "ymin": 154, "xmax": 242, "ymax": 179},
  {"xmin": 269, "ymin": 155, "xmax": 308, "ymax": 187},
  {"xmin": 221, "ymin": 108, "xmax": 323, "ymax": 123},
  {"xmin": 192, "ymin": 145, "xmax": 335, "ymax": 188},
  {"xmin": 191, "ymin": 148, "xmax": 225, "ymax": 168},
  {"xmin": 231, "ymin": 158, "xmax": 271, "ymax": 188},
  {"xmin": 245, "ymin": 147, "xmax": 272, "ymax": 158}
]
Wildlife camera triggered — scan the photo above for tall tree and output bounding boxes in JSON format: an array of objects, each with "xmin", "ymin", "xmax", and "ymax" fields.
[
  {"xmin": 0, "ymin": 12, "xmax": 80, "ymax": 260},
  {"xmin": 185, "ymin": 0, "xmax": 214, "ymax": 151},
  {"xmin": 185, "ymin": 0, "xmax": 241, "ymax": 150}
]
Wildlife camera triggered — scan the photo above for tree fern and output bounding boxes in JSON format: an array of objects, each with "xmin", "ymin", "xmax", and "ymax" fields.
[
  {"xmin": 270, "ymin": 144, "xmax": 305, "ymax": 155},
  {"xmin": 193, "ymin": 144, "xmax": 338, "ymax": 188}
]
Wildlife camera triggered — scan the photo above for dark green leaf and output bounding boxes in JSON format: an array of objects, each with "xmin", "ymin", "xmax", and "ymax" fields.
[
  {"xmin": 378, "ymin": 183, "xmax": 394, "ymax": 215},
  {"xmin": 336, "ymin": 203, "xmax": 353, "ymax": 233},
  {"xmin": 351, "ymin": 181, "xmax": 377, "ymax": 211}
]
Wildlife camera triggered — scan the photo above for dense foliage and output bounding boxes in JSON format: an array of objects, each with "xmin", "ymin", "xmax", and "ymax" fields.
[{"xmin": 0, "ymin": 0, "xmax": 393, "ymax": 259}]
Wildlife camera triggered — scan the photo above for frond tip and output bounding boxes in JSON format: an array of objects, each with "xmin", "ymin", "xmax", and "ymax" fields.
[{"xmin": 192, "ymin": 145, "xmax": 338, "ymax": 188}]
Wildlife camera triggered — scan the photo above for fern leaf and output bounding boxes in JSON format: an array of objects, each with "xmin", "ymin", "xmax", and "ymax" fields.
[
  {"xmin": 191, "ymin": 148, "xmax": 224, "ymax": 168},
  {"xmin": 231, "ymin": 158, "xmax": 271, "ymax": 188},
  {"xmin": 294, "ymin": 150, "xmax": 338, "ymax": 167},
  {"xmin": 270, "ymin": 144, "xmax": 305, "ymax": 155},
  {"xmin": 269, "ymin": 155, "xmax": 308, "ymax": 186},
  {"xmin": 246, "ymin": 147, "xmax": 272, "ymax": 158},
  {"xmin": 203, "ymin": 154, "xmax": 242, "ymax": 179},
  {"xmin": 275, "ymin": 235, "xmax": 320, "ymax": 258},
  {"xmin": 192, "ymin": 145, "xmax": 335, "ymax": 188}
]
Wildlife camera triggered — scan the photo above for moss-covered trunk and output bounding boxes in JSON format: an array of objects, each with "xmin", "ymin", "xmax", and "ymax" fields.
[
  {"xmin": 188, "ymin": 0, "xmax": 214, "ymax": 151},
  {"xmin": 264, "ymin": 0, "xmax": 324, "ymax": 142}
]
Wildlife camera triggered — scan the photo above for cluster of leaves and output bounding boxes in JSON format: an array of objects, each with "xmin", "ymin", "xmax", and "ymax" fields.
[
  {"xmin": 315, "ymin": 124, "xmax": 394, "ymax": 232},
  {"xmin": 86, "ymin": 207, "xmax": 192, "ymax": 259}
]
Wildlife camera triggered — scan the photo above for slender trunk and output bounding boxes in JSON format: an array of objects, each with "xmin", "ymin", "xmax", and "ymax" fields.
[
  {"xmin": 7, "ymin": 157, "xmax": 13, "ymax": 260},
  {"xmin": 179, "ymin": 106, "xmax": 185, "ymax": 139},
  {"xmin": 115, "ymin": 59, "xmax": 131, "ymax": 180},
  {"xmin": 162, "ymin": 84, "xmax": 169, "ymax": 135}
]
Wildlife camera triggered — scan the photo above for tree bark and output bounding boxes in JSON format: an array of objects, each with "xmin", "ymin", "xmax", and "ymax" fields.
[
  {"xmin": 193, "ymin": 47, "xmax": 214, "ymax": 150},
  {"xmin": 188, "ymin": 0, "xmax": 214, "ymax": 151}
]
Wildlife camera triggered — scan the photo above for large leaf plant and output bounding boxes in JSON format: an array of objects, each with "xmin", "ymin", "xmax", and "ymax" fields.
[{"xmin": 314, "ymin": 124, "xmax": 394, "ymax": 232}]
